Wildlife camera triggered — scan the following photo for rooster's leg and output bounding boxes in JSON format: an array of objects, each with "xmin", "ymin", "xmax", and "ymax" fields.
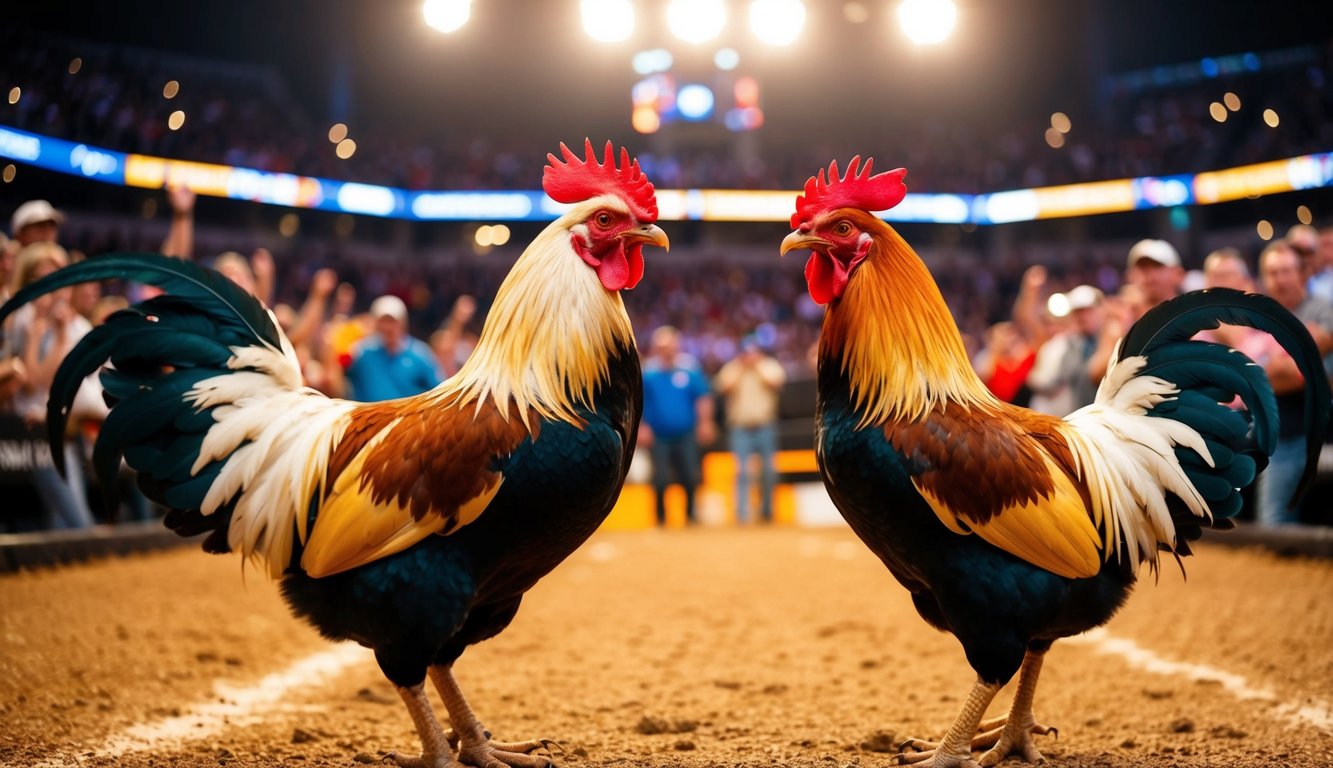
[
  {"xmin": 385, "ymin": 683, "xmax": 455, "ymax": 768},
  {"xmin": 977, "ymin": 649, "xmax": 1057, "ymax": 766},
  {"xmin": 429, "ymin": 665, "xmax": 560, "ymax": 768},
  {"xmin": 894, "ymin": 679, "xmax": 1001, "ymax": 768}
]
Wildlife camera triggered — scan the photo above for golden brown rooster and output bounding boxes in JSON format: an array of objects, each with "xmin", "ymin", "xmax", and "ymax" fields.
[{"xmin": 780, "ymin": 158, "xmax": 1329, "ymax": 767}]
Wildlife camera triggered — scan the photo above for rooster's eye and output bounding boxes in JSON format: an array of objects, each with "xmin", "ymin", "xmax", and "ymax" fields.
[
  {"xmin": 595, "ymin": 212, "xmax": 613, "ymax": 227},
  {"xmin": 834, "ymin": 221, "xmax": 853, "ymax": 236}
]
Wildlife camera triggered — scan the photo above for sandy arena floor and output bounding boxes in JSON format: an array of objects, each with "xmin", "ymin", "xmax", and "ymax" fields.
[{"xmin": 1, "ymin": 526, "xmax": 1331, "ymax": 768}]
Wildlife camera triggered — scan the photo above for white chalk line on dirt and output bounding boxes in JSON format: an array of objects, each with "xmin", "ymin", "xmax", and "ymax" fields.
[
  {"xmin": 1068, "ymin": 628, "xmax": 1332, "ymax": 733},
  {"xmin": 37, "ymin": 642, "xmax": 370, "ymax": 766}
]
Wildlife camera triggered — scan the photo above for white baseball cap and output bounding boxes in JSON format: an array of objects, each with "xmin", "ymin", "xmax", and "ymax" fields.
[
  {"xmin": 1065, "ymin": 284, "xmax": 1104, "ymax": 311},
  {"xmin": 11, "ymin": 199, "xmax": 65, "ymax": 236},
  {"xmin": 370, "ymin": 295, "xmax": 408, "ymax": 323},
  {"xmin": 1127, "ymin": 238, "xmax": 1180, "ymax": 269}
]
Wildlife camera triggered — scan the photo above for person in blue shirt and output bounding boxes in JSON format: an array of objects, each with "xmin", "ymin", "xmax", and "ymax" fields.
[
  {"xmin": 345, "ymin": 295, "xmax": 443, "ymax": 402},
  {"xmin": 639, "ymin": 326, "xmax": 716, "ymax": 525}
]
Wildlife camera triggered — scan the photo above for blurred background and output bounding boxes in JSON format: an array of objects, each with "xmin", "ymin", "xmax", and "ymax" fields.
[{"xmin": 2, "ymin": 0, "xmax": 1332, "ymax": 532}]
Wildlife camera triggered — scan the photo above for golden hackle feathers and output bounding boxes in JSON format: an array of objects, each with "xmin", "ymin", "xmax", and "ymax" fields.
[
  {"xmin": 821, "ymin": 215, "xmax": 995, "ymax": 426},
  {"xmin": 431, "ymin": 194, "xmax": 636, "ymax": 425}
]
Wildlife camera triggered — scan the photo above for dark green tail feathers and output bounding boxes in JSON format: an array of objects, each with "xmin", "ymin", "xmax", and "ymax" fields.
[
  {"xmin": 1123, "ymin": 288, "xmax": 1331, "ymax": 513},
  {"xmin": 0, "ymin": 253, "xmax": 278, "ymax": 511}
]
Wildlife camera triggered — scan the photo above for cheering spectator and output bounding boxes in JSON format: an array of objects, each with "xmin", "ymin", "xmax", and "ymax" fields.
[{"xmin": 343, "ymin": 295, "xmax": 443, "ymax": 402}]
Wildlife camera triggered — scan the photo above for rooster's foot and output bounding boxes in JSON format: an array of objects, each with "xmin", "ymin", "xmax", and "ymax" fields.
[
  {"xmin": 977, "ymin": 716, "xmax": 1056, "ymax": 766},
  {"xmin": 892, "ymin": 741, "xmax": 981, "ymax": 768},
  {"xmin": 382, "ymin": 750, "xmax": 453, "ymax": 768},
  {"xmin": 454, "ymin": 733, "xmax": 561, "ymax": 768}
]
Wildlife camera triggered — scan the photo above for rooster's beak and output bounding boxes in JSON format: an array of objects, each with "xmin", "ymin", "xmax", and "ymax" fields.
[
  {"xmin": 621, "ymin": 224, "xmax": 670, "ymax": 251},
  {"xmin": 780, "ymin": 231, "xmax": 830, "ymax": 257}
]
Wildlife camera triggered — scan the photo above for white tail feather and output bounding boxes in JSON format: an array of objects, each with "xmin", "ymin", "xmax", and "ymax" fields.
[
  {"xmin": 184, "ymin": 341, "xmax": 358, "ymax": 578},
  {"xmin": 1061, "ymin": 352, "xmax": 1214, "ymax": 569}
]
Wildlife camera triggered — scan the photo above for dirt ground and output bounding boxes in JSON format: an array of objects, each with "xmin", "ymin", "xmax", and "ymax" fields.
[{"xmin": 1, "ymin": 526, "xmax": 1331, "ymax": 768}]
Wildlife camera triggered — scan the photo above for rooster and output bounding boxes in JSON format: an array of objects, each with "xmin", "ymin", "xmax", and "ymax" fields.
[
  {"xmin": 780, "ymin": 158, "xmax": 1330, "ymax": 768},
  {"xmin": 0, "ymin": 140, "xmax": 668, "ymax": 768}
]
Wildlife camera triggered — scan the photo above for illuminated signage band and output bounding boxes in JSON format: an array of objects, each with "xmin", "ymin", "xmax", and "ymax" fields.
[{"xmin": 0, "ymin": 126, "xmax": 1328, "ymax": 225}]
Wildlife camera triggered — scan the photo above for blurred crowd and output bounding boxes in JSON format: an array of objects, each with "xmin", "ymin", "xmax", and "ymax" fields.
[
  {"xmin": 4, "ymin": 188, "xmax": 1331, "ymax": 532},
  {"xmin": 3, "ymin": 28, "xmax": 1332, "ymax": 192}
]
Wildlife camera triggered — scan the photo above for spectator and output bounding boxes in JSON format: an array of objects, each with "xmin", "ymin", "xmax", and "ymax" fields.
[
  {"xmin": 715, "ymin": 335, "xmax": 786, "ymax": 524},
  {"xmin": 1254, "ymin": 240, "xmax": 1333, "ymax": 526},
  {"xmin": 1305, "ymin": 225, "xmax": 1333, "ymax": 304},
  {"xmin": 1286, "ymin": 224, "xmax": 1320, "ymax": 279},
  {"xmin": 640, "ymin": 326, "xmax": 716, "ymax": 526},
  {"xmin": 343, "ymin": 295, "xmax": 442, "ymax": 402},
  {"xmin": 1199, "ymin": 247, "xmax": 1263, "ymax": 351},
  {"xmin": 3, "ymin": 241, "xmax": 97, "ymax": 529},
  {"xmin": 431, "ymin": 294, "xmax": 478, "ymax": 377},
  {"xmin": 975, "ymin": 321, "xmax": 1036, "ymax": 406},
  {"xmin": 1089, "ymin": 239, "xmax": 1183, "ymax": 381},
  {"xmin": 10, "ymin": 200, "xmax": 64, "ymax": 247},
  {"xmin": 1027, "ymin": 285, "xmax": 1104, "ymax": 415}
]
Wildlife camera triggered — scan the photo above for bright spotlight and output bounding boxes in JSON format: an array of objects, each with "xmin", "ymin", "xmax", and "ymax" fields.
[
  {"xmin": 750, "ymin": 0, "xmax": 806, "ymax": 46},
  {"xmin": 582, "ymin": 0, "xmax": 634, "ymax": 43},
  {"xmin": 897, "ymin": 0, "xmax": 956, "ymax": 45},
  {"xmin": 423, "ymin": 0, "xmax": 470, "ymax": 33},
  {"xmin": 668, "ymin": 0, "xmax": 726, "ymax": 45}
]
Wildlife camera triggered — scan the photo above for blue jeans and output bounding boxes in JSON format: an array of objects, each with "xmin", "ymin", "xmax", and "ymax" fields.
[
  {"xmin": 1256, "ymin": 436, "xmax": 1306, "ymax": 526},
  {"xmin": 730, "ymin": 423, "xmax": 777, "ymax": 523},
  {"xmin": 32, "ymin": 441, "xmax": 96, "ymax": 529},
  {"xmin": 650, "ymin": 432, "xmax": 701, "ymax": 525}
]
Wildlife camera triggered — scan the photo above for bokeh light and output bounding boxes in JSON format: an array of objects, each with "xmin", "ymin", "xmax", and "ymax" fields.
[
  {"xmin": 631, "ymin": 105, "xmax": 661, "ymax": 134},
  {"xmin": 1223, "ymin": 91, "xmax": 1241, "ymax": 111},
  {"xmin": 1257, "ymin": 219, "xmax": 1273, "ymax": 240},
  {"xmin": 423, "ymin": 0, "xmax": 471, "ymax": 33},
  {"xmin": 750, "ymin": 0, "xmax": 806, "ymax": 46},
  {"xmin": 677, "ymin": 84, "xmax": 716, "ymax": 120},
  {"xmin": 898, "ymin": 0, "xmax": 956, "ymax": 45},
  {"xmin": 279, "ymin": 213, "xmax": 300, "ymax": 237},
  {"xmin": 1044, "ymin": 127, "xmax": 1065, "ymax": 148},
  {"xmin": 1297, "ymin": 205, "xmax": 1313, "ymax": 225},
  {"xmin": 714, "ymin": 48, "xmax": 740, "ymax": 70},
  {"xmin": 329, "ymin": 123, "xmax": 348, "ymax": 143},
  {"xmin": 668, "ymin": 0, "xmax": 726, "ymax": 45},
  {"xmin": 1208, "ymin": 102, "xmax": 1227, "ymax": 122},
  {"xmin": 582, "ymin": 0, "xmax": 635, "ymax": 43},
  {"xmin": 163, "ymin": 80, "xmax": 180, "ymax": 99},
  {"xmin": 1263, "ymin": 108, "xmax": 1279, "ymax": 127},
  {"xmin": 167, "ymin": 110, "xmax": 186, "ymax": 130},
  {"xmin": 1046, "ymin": 292, "xmax": 1071, "ymax": 318},
  {"xmin": 475, "ymin": 224, "xmax": 512, "ymax": 247},
  {"xmin": 1050, "ymin": 112, "xmax": 1071, "ymax": 133},
  {"xmin": 632, "ymin": 49, "xmax": 673, "ymax": 75},
  {"xmin": 336, "ymin": 138, "xmax": 357, "ymax": 159},
  {"xmin": 2, "ymin": 164, "xmax": 15, "ymax": 183},
  {"xmin": 7, "ymin": 87, "xmax": 19, "ymax": 105},
  {"xmin": 68, "ymin": 58, "xmax": 82, "ymax": 75}
]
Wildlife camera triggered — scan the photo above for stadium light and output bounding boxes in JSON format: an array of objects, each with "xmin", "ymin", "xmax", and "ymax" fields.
[
  {"xmin": 582, "ymin": 0, "xmax": 635, "ymax": 43},
  {"xmin": 897, "ymin": 0, "xmax": 956, "ymax": 45},
  {"xmin": 750, "ymin": 0, "xmax": 806, "ymax": 46},
  {"xmin": 667, "ymin": 0, "xmax": 726, "ymax": 45},
  {"xmin": 423, "ymin": 0, "xmax": 470, "ymax": 33}
]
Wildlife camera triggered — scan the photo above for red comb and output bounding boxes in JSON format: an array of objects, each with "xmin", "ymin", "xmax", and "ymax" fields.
[
  {"xmin": 790, "ymin": 157, "xmax": 907, "ymax": 229},
  {"xmin": 543, "ymin": 139, "xmax": 657, "ymax": 223}
]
